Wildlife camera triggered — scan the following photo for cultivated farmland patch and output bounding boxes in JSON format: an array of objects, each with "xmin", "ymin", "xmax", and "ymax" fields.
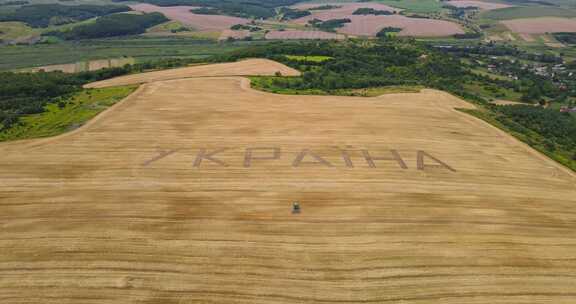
[
  {"xmin": 484, "ymin": 6, "xmax": 576, "ymax": 20},
  {"xmin": 502, "ymin": 17, "xmax": 576, "ymax": 34},
  {"xmin": 291, "ymin": 2, "xmax": 399, "ymax": 24},
  {"xmin": 446, "ymin": 0, "xmax": 511, "ymax": 10},
  {"xmin": 130, "ymin": 3, "xmax": 250, "ymax": 31},
  {"xmin": 339, "ymin": 15, "xmax": 465, "ymax": 37},
  {"xmin": 289, "ymin": 3, "xmax": 463, "ymax": 37}
]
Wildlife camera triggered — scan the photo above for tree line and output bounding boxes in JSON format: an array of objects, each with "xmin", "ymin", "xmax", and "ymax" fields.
[
  {"xmin": 0, "ymin": 4, "xmax": 130, "ymax": 28},
  {"xmin": 496, "ymin": 105, "xmax": 576, "ymax": 151},
  {"xmin": 0, "ymin": 1, "xmax": 29, "ymax": 6},
  {"xmin": 553, "ymin": 33, "xmax": 576, "ymax": 45},
  {"xmin": 44, "ymin": 12, "xmax": 168, "ymax": 40},
  {"xmin": 353, "ymin": 8, "xmax": 394, "ymax": 15},
  {"xmin": 308, "ymin": 18, "xmax": 351, "ymax": 32},
  {"xmin": 112, "ymin": 0, "xmax": 305, "ymax": 19},
  {"xmin": 278, "ymin": 7, "xmax": 311, "ymax": 20}
]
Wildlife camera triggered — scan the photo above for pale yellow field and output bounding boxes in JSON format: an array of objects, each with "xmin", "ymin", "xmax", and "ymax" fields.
[
  {"xmin": 1, "ymin": 61, "xmax": 576, "ymax": 303},
  {"xmin": 85, "ymin": 59, "xmax": 300, "ymax": 88}
]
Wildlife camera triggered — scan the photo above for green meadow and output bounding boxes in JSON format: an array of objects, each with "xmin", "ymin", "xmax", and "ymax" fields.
[
  {"xmin": 0, "ymin": 37, "xmax": 257, "ymax": 70},
  {"xmin": 0, "ymin": 85, "xmax": 137, "ymax": 142},
  {"xmin": 483, "ymin": 6, "xmax": 576, "ymax": 20}
]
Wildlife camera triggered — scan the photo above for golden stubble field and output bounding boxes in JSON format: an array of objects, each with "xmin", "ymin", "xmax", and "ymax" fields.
[
  {"xmin": 85, "ymin": 59, "xmax": 301, "ymax": 89},
  {"xmin": 1, "ymin": 60, "xmax": 576, "ymax": 303}
]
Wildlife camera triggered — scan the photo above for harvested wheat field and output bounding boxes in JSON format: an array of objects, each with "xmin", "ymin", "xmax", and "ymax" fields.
[
  {"xmin": 2, "ymin": 60, "xmax": 576, "ymax": 304},
  {"xmin": 130, "ymin": 3, "xmax": 249, "ymax": 31},
  {"xmin": 85, "ymin": 59, "xmax": 300, "ymax": 88},
  {"xmin": 502, "ymin": 17, "xmax": 576, "ymax": 34}
]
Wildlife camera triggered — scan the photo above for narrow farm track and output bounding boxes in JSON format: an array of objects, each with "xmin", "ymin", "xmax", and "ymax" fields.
[{"xmin": 1, "ymin": 61, "xmax": 576, "ymax": 303}]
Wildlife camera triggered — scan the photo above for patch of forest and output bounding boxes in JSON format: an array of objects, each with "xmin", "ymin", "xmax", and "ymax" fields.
[
  {"xmin": 112, "ymin": 0, "xmax": 305, "ymax": 19},
  {"xmin": 0, "ymin": 56, "xmax": 204, "ymax": 132},
  {"xmin": 497, "ymin": 105, "xmax": 576, "ymax": 151},
  {"xmin": 0, "ymin": 1, "xmax": 29, "ymax": 6},
  {"xmin": 353, "ymin": 8, "xmax": 394, "ymax": 15},
  {"xmin": 189, "ymin": 7, "xmax": 221, "ymax": 15},
  {"xmin": 308, "ymin": 18, "xmax": 351, "ymax": 32},
  {"xmin": 44, "ymin": 12, "xmax": 168, "ymax": 40},
  {"xmin": 0, "ymin": 85, "xmax": 136, "ymax": 141},
  {"xmin": 279, "ymin": 7, "xmax": 311, "ymax": 21},
  {"xmin": 377, "ymin": 27, "xmax": 402, "ymax": 37},
  {"xmin": 0, "ymin": 72, "xmax": 82, "ymax": 131},
  {"xmin": 0, "ymin": 4, "xmax": 131, "ymax": 28},
  {"xmin": 553, "ymin": 32, "xmax": 576, "ymax": 45},
  {"xmin": 308, "ymin": 5, "xmax": 341, "ymax": 11}
]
